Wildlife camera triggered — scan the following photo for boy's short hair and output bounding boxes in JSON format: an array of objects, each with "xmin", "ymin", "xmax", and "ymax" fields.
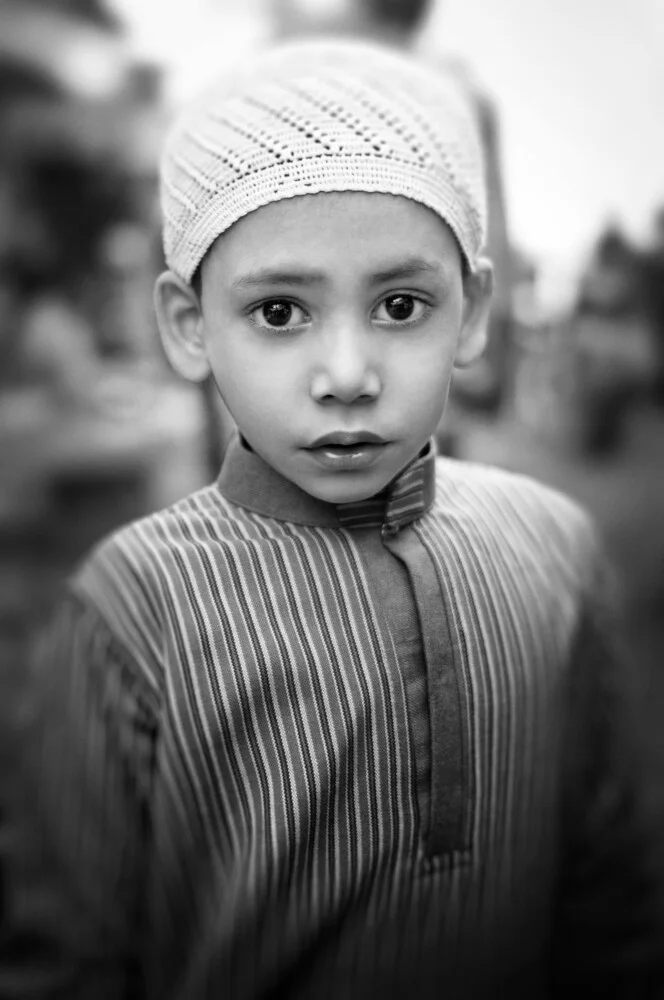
[{"xmin": 160, "ymin": 39, "xmax": 486, "ymax": 287}]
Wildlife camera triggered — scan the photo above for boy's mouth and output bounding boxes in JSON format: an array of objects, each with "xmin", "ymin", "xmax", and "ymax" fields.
[
  {"xmin": 309, "ymin": 431, "xmax": 387, "ymax": 448},
  {"xmin": 306, "ymin": 431, "xmax": 389, "ymax": 471}
]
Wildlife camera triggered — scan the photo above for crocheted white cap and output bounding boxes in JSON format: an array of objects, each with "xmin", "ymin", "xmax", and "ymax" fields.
[{"xmin": 160, "ymin": 39, "xmax": 486, "ymax": 283}]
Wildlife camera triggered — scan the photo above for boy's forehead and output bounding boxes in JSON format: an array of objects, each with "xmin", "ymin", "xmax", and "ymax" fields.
[{"xmin": 205, "ymin": 191, "xmax": 462, "ymax": 283}]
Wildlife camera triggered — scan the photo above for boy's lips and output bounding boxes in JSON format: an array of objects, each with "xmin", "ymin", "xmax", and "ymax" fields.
[
  {"xmin": 305, "ymin": 432, "xmax": 389, "ymax": 471},
  {"xmin": 308, "ymin": 431, "xmax": 387, "ymax": 448}
]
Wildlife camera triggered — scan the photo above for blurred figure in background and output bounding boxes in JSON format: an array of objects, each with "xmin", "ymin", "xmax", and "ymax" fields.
[
  {"xmin": 272, "ymin": 0, "xmax": 433, "ymax": 45},
  {"xmin": 570, "ymin": 224, "xmax": 658, "ymax": 455}
]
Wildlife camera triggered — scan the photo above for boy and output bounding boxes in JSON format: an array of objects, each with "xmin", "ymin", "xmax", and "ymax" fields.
[{"xmin": 3, "ymin": 39, "xmax": 661, "ymax": 999}]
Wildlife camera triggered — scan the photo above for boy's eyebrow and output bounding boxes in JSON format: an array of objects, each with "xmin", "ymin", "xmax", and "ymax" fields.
[
  {"xmin": 231, "ymin": 268, "xmax": 327, "ymax": 290},
  {"xmin": 231, "ymin": 258, "xmax": 445, "ymax": 291},
  {"xmin": 367, "ymin": 258, "xmax": 444, "ymax": 285}
]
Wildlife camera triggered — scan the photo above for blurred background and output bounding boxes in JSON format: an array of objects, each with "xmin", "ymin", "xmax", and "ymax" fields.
[{"xmin": 0, "ymin": 0, "xmax": 663, "ymax": 830}]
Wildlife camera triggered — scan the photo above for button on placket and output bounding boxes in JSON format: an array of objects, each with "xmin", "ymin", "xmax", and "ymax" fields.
[{"xmin": 381, "ymin": 522, "xmax": 399, "ymax": 541}]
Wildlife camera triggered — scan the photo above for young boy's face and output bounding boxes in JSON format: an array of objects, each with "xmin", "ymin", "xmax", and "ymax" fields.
[{"xmin": 158, "ymin": 191, "xmax": 491, "ymax": 504}]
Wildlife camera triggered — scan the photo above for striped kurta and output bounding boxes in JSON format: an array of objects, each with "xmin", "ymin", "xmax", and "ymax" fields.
[{"xmin": 5, "ymin": 436, "xmax": 660, "ymax": 998}]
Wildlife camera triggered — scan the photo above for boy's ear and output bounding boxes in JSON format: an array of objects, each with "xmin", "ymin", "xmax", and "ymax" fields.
[
  {"xmin": 154, "ymin": 270, "xmax": 210, "ymax": 382},
  {"xmin": 454, "ymin": 257, "xmax": 494, "ymax": 369}
]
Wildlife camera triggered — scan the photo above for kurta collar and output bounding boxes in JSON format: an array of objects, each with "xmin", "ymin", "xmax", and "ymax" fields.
[{"xmin": 217, "ymin": 434, "xmax": 436, "ymax": 533}]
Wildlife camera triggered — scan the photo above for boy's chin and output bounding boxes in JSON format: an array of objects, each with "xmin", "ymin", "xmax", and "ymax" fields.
[{"xmin": 301, "ymin": 470, "xmax": 394, "ymax": 506}]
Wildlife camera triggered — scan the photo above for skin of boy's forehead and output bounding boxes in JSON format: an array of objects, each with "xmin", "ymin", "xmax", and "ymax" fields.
[
  {"xmin": 201, "ymin": 192, "xmax": 465, "ymax": 292},
  {"xmin": 193, "ymin": 191, "xmax": 489, "ymax": 504}
]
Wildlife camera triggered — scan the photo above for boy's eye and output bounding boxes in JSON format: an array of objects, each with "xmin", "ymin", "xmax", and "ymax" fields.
[
  {"xmin": 250, "ymin": 299, "xmax": 309, "ymax": 329},
  {"xmin": 373, "ymin": 294, "xmax": 427, "ymax": 325}
]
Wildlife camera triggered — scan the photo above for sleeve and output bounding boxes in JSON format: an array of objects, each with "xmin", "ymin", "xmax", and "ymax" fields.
[
  {"xmin": 551, "ymin": 540, "xmax": 664, "ymax": 996},
  {"xmin": 0, "ymin": 587, "xmax": 158, "ymax": 999}
]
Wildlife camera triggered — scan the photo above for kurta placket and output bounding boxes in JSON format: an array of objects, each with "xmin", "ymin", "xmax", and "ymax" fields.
[{"xmin": 336, "ymin": 445, "xmax": 470, "ymax": 858}]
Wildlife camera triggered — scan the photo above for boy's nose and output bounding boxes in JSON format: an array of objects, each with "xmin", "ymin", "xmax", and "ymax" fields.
[{"xmin": 309, "ymin": 328, "xmax": 381, "ymax": 405}]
